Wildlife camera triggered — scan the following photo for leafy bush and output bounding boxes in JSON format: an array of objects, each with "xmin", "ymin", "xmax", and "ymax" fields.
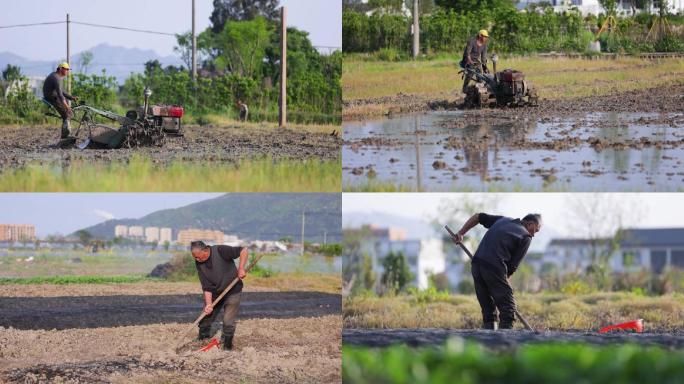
[
  {"xmin": 72, "ymin": 70, "xmax": 118, "ymax": 109},
  {"xmin": 561, "ymin": 280, "xmax": 595, "ymax": 295},
  {"xmin": 343, "ymin": 341, "xmax": 684, "ymax": 384}
]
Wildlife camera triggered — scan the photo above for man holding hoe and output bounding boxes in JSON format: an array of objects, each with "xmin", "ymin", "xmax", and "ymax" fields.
[
  {"xmin": 191, "ymin": 240, "xmax": 248, "ymax": 350},
  {"xmin": 449, "ymin": 213, "xmax": 541, "ymax": 330}
]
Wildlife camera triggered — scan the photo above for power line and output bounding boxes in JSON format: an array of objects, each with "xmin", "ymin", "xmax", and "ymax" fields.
[
  {"xmin": 0, "ymin": 21, "xmax": 64, "ymax": 29},
  {"xmin": 0, "ymin": 20, "xmax": 176, "ymax": 36},
  {"xmin": 71, "ymin": 21, "xmax": 177, "ymax": 36}
]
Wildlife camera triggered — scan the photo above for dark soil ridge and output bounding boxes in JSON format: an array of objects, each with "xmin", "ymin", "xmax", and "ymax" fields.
[
  {"xmin": 343, "ymin": 328, "xmax": 684, "ymax": 350},
  {"xmin": 0, "ymin": 291, "xmax": 341, "ymax": 330}
]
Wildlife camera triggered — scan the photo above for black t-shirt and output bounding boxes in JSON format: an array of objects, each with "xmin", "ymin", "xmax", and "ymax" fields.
[
  {"xmin": 43, "ymin": 72, "xmax": 72, "ymax": 102},
  {"xmin": 473, "ymin": 213, "xmax": 531, "ymax": 276},
  {"xmin": 195, "ymin": 245, "xmax": 244, "ymax": 296}
]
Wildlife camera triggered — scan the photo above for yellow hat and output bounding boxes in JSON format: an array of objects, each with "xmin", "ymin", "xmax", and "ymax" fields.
[
  {"xmin": 479, "ymin": 29, "xmax": 489, "ymax": 38},
  {"xmin": 57, "ymin": 62, "xmax": 70, "ymax": 70}
]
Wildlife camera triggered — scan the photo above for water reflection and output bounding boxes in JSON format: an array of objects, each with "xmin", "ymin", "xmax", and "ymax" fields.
[{"xmin": 343, "ymin": 111, "xmax": 684, "ymax": 191}]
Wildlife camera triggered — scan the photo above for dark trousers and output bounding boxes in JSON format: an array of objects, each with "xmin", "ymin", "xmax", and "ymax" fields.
[
  {"xmin": 471, "ymin": 259, "xmax": 516, "ymax": 328},
  {"xmin": 198, "ymin": 292, "xmax": 241, "ymax": 337},
  {"xmin": 46, "ymin": 97, "xmax": 73, "ymax": 138}
]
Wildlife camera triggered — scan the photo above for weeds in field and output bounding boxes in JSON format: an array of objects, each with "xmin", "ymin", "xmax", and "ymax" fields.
[
  {"xmin": 343, "ymin": 341, "xmax": 684, "ymax": 384},
  {"xmin": 344, "ymin": 292, "xmax": 684, "ymax": 331},
  {"xmin": 0, "ymin": 156, "xmax": 341, "ymax": 192}
]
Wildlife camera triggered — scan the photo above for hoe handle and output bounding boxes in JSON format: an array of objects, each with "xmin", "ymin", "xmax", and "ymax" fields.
[
  {"xmin": 176, "ymin": 253, "xmax": 264, "ymax": 349},
  {"xmin": 444, "ymin": 225, "xmax": 535, "ymax": 332}
]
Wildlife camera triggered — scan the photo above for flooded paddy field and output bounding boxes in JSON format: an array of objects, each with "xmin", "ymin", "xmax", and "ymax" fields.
[{"xmin": 343, "ymin": 85, "xmax": 684, "ymax": 191}]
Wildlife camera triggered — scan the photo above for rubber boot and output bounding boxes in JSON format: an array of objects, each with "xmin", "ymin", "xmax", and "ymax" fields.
[
  {"xmin": 198, "ymin": 327, "xmax": 211, "ymax": 341},
  {"xmin": 499, "ymin": 321, "xmax": 513, "ymax": 330},
  {"xmin": 61, "ymin": 119, "xmax": 71, "ymax": 139},
  {"xmin": 483, "ymin": 321, "xmax": 498, "ymax": 330},
  {"xmin": 222, "ymin": 334, "xmax": 234, "ymax": 350}
]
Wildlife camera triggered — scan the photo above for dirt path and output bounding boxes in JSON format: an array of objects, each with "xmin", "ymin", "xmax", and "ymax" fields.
[
  {"xmin": 0, "ymin": 124, "xmax": 340, "ymax": 169},
  {"xmin": 0, "ymin": 291, "xmax": 340, "ymax": 330},
  {"xmin": 1, "ymin": 316, "xmax": 341, "ymax": 383},
  {"xmin": 343, "ymin": 84, "xmax": 684, "ymax": 121},
  {"xmin": 343, "ymin": 328, "xmax": 684, "ymax": 350}
]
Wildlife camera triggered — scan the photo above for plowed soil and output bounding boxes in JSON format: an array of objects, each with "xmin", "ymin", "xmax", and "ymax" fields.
[
  {"xmin": 0, "ymin": 124, "xmax": 340, "ymax": 169},
  {"xmin": 0, "ymin": 283, "xmax": 342, "ymax": 383}
]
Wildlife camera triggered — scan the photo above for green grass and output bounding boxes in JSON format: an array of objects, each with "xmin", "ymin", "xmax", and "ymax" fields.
[
  {"xmin": 343, "ymin": 341, "xmax": 684, "ymax": 384},
  {"xmin": 0, "ymin": 275, "xmax": 153, "ymax": 285},
  {"xmin": 344, "ymin": 292, "xmax": 684, "ymax": 332},
  {"xmin": 0, "ymin": 250, "xmax": 176, "ymax": 278},
  {"xmin": 0, "ymin": 156, "xmax": 341, "ymax": 192}
]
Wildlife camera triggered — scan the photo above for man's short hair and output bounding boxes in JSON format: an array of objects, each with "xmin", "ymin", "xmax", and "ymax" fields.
[
  {"xmin": 522, "ymin": 213, "xmax": 542, "ymax": 225},
  {"xmin": 190, "ymin": 240, "xmax": 208, "ymax": 252}
]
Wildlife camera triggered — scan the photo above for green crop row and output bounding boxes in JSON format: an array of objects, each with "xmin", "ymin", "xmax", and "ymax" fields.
[{"xmin": 343, "ymin": 340, "xmax": 684, "ymax": 384}]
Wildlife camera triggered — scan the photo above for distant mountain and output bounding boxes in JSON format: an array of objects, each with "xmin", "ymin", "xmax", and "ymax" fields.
[
  {"xmin": 79, "ymin": 194, "xmax": 342, "ymax": 243},
  {"xmin": 0, "ymin": 43, "xmax": 183, "ymax": 84}
]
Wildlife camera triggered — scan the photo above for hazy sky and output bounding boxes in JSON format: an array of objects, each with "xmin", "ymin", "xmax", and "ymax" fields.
[
  {"xmin": 343, "ymin": 193, "xmax": 684, "ymax": 237},
  {"xmin": 0, "ymin": 0, "xmax": 342, "ymax": 60},
  {"xmin": 0, "ymin": 193, "xmax": 223, "ymax": 236}
]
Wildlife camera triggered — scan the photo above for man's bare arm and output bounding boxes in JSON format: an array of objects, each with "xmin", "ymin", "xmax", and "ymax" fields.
[
  {"xmin": 203, "ymin": 291, "xmax": 213, "ymax": 315},
  {"xmin": 457, "ymin": 213, "xmax": 481, "ymax": 239},
  {"xmin": 237, "ymin": 248, "xmax": 248, "ymax": 279}
]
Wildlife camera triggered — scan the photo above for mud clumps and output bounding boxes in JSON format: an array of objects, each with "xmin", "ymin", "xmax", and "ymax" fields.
[{"xmin": 0, "ymin": 124, "xmax": 341, "ymax": 171}]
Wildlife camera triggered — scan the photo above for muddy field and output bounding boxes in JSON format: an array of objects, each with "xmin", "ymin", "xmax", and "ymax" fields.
[
  {"xmin": 343, "ymin": 328, "xmax": 684, "ymax": 350},
  {"xmin": 0, "ymin": 123, "xmax": 340, "ymax": 168},
  {"xmin": 0, "ymin": 283, "xmax": 342, "ymax": 383},
  {"xmin": 343, "ymin": 85, "xmax": 684, "ymax": 191}
]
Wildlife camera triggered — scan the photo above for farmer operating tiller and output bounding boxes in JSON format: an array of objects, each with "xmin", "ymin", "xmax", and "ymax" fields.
[
  {"xmin": 450, "ymin": 213, "xmax": 541, "ymax": 330},
  {"xmin": 191, "ymin": 240, "xmax": 248, "ymax": 350}
]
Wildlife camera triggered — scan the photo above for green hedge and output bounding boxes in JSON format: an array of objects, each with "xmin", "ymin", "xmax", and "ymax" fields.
[
  {"xmin": 343, "ymin": 8, "xmax": 684, "ymax": 55},
  {"xmin": 343, "ymin": 341, "xmax": 684, "ymax": 384}
]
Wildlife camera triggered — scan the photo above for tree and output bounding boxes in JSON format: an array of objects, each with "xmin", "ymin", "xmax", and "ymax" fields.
[
  {"xmin": 2, "ymin": 64, "xmax": 21, "ymax": 82},
  {"xmin": 565, "ymin": 194, "xmax": 644, "ymax": 289},
  {"xmin": 78, "ymin": 51, "xmax": 93, "ymax": 74},
  {"xmin": 362, "ymin": 254, "xmax": 376, "ymax": 290},
  {"xmin": 213, "ymin": 17, "xmax": 272, "ymax": 78},
  {"xmin": 74, "ymin": 230, "xmax": 93, "ymax": 247},
  {"xmin": 210, "ymin": 0, "xmax": 279, "ymax": 33},
  {"xmin": 380, "ymin": 251, "xmax": 413, "ymax": 293},
  {"xmin": 435, "ymin": 0, "xmax": 515, "ymax": 13}
]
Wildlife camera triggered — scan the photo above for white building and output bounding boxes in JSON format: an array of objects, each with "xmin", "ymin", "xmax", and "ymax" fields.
[
  {"xmin": 359, "ymin": 226, "xmax": 446, "ymax": 290},
  {"xmin": 114, "ymin": 225, "xmax": 128, "ymax": 237},
  {"xmin": 128, "ymin": 226, "xmax": 144, "ymax": 238},
  {"xmin": 541, "ymin": 238, "xmax": 612, "ymax": 273},
  {"xmin": 541, "ymin": 228, "xmax": 684, "ymax": 275},
  {"xmin": 517, "ymin": 0, "xmax": 683, "ymax": 16},
  {"xmin": 145, "ymin": 227, "xmax": 160, "ymax": 243},
  {"xmin": 159, "ymin": 228, "xmax": 172, "ymax": 244},
  {"xmin": 616, "ymin": 228, "xmax": 684, "ymax": 274}
]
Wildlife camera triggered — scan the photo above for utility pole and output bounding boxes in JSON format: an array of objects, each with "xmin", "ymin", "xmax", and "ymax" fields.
[
  {"xmin": 300, "ymin": 211, "xmax": 305, "ymax": 256},
  {"xmin": 412, "ymin": 0, "xmax": 419, "ymax": 60},
  {"xmin": 191, "ymin": 0, "xmax": 197, "ymax": 80},
  {"xmin": 323, "ymin": 230, "xmax": 327, "ymax": 245},
  {"xmin": 279, "ymin": 6, "xmax": 287, "ymax": 128},
  {"xmin": 66, "ymin": 13, "xmax": 71, "ymax": 93}
]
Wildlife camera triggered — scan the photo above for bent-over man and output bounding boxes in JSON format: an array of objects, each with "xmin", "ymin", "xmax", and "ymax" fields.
[
  {"xmin": 452, "ymin": 213, "xmax": 541, "ymax": 330},
  {"xmin": 191, "ymin": 240, "xmax": 248, "ymax": 350}
]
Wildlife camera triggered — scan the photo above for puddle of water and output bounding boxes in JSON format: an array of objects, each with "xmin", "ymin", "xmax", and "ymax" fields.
[{"xmin": 343, "ymin": 112, "xmax": 684, "ymax": 191}]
